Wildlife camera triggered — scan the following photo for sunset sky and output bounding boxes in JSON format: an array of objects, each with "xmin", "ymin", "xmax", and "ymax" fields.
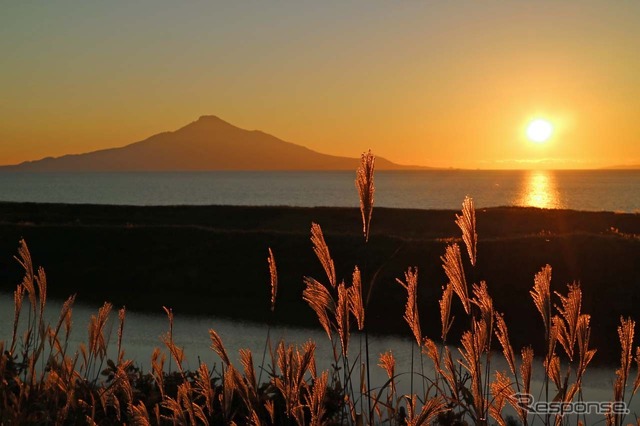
[{"xmin": 2, "ymin": 1, "xmax": 639, "ymax": 169}]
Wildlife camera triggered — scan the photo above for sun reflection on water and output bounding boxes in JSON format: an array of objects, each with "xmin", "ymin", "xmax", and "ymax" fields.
[{"xmin": 518, "ymin": 170, "xmax": 563, "ymax": 209}]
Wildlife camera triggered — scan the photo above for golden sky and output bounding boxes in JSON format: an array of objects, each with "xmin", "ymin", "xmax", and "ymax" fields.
[{"xmin": 1, "ymin": 1, "xmax": 639, "ymax": 169}]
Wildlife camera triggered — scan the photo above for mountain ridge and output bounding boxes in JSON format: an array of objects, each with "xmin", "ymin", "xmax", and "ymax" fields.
[{"xmin": 1, "ymin": 115, "xmax": 429, "ymax": 172}]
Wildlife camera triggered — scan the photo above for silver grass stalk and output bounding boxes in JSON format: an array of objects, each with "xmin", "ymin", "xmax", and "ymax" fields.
[
  {"xmin": 310, "ymin": 223, "xmax": 336, "ymax": 288},
  {"xmin": 268, "ymin": 248, "xmax": 278, "ymax": 312},
  {"xmin": 441, "ymin": 244, "xmax": 470, "ymax": 314},
  {"xmin": 456, "ymin": 196, "xmax": 477, "ymax": 266},
  {"xmin": 440, "ymin": 284, "xmax": 454, "ymax": 342},
  {"xmin": 396, "ymin": 267, "xmax": 422, "ymax": 346},
  {"xmin": 348, "ymin": 266, "xmax": 365, "ymax": 330},
  {"xmin": 531, "ymin": 265, "xmax": 552, "ymax": 337},
  {"xmin": 356, "ymin": 150, "xmax": 375, "ymax": 242},
  {"xmin": 302, "ymin": 276, "xmax": 335, "ymax": 340}
]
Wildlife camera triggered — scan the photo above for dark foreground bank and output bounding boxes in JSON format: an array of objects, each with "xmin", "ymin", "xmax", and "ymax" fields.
[{"xmin": 0, "ymin": 202, "xmax": 639, "ymax": 365}]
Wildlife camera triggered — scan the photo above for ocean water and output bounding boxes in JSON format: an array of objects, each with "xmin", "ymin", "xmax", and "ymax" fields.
[{"xmin": 0, "ymin": 170, "xmax": 639, "ymax": 212}]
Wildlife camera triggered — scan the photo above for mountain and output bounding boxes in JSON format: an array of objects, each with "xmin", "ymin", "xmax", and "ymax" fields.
[{"xmin": 1, "ymin": 116, "xmax": 426, "ymax": 172}]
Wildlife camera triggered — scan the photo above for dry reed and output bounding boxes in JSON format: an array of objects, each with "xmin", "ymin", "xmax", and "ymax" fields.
[
  {"xmin": 268, "ymin": 247, "xmax": 278, "ymax": 312},
  {"xmin": 441, "ymin": 243, "xmax": 470, "ymax": 314},
  {"xmin": 311, "ymin": 222, "xmax": 336, "ymax": 288},
  {"xmin": 356, "ymin": 150, "xmax": 375, "ymax": 242},
  {"xmin": 455, "ymin": 196, "xmax": 477, "ymax": 266},
  {"xmin": 396, "ymin": 267, "xmax": 422, "ymax": 346}
]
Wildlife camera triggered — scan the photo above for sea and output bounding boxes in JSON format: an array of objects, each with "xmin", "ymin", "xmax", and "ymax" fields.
[{"xmin": 0, "ymin": 169, "xmax": 639, "ymax": 211}]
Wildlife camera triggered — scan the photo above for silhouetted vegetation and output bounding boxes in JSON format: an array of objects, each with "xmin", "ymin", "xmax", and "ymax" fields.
[{"xmin": 0, "ymin": 202, "xmax": 638, "ymax": 365}]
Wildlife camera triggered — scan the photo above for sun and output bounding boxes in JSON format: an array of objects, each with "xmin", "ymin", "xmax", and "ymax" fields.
[{"xmin": 526, "ymin": 119, "xmax": 553, "ymax": 143}]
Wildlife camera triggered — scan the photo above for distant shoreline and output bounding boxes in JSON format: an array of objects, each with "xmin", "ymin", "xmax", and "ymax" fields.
[{"xmin": 0, "ymin": 202, "xmax": 639, "ymax": 365}]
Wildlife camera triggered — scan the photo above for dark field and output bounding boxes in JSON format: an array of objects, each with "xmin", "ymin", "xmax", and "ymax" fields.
[{"xmin": 0, "ymin": 202, "xmax": 639, "ymax": 365}]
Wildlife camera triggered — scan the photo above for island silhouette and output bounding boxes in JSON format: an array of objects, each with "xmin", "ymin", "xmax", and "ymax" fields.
[{"xmin": 2, "ymin": 116, "xmax": 427, "ymax": 172}]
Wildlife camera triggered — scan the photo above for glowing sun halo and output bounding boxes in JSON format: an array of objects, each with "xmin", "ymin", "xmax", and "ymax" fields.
[{"xmin": 526, "ymin": 119, "xmax": 553, "ymax": 143}]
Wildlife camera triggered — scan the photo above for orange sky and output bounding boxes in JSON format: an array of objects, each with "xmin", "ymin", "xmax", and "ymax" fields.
[{"xmin": 1, "ymin": 2, "xmax": 639, "ymax": 169}]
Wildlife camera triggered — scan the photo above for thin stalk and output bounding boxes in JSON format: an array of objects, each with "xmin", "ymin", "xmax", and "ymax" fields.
[
  {"xmin": 482, "ymin": 351, "xmax": 492, "ymax": 425},
  {"xmin": 420, "ymin": 351, "xmax": 426, "ymax": 398},
  {"xmin": 344, "ymin": 354, "xmax": 358, "ymax": 426},
  {"xmin": 410, "ymin": 341, "xmax": 415, "ymax": 398},
  {"xmin": 363, "ymin": 243, "xmax": 372, "ymax": 425},
  {"xmin": 258, "ymin": 323, "xmax": 272, "ymax": 386},
  {"xmin": 363, "ymin": 242, "xmax": 404, "ymax": 425},
  {"xmin": 343, "ymin": 354, "xmax": 350, "ymax": 425},
  {"xmin": 623, "ymin": 388, "xmax": 638, "ymax": 426},
  {"xmin": 364, "ymin": 330, "xmax": 372, "ymax": 424},
  {"xmin": 359, "ymin": 335, "xmax": 364, "ymax": 420}
]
